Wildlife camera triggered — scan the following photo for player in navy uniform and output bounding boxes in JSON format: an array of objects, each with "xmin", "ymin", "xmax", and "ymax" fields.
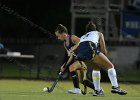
[
  {"xmin": 75, "ymin": 21, "xmax": 127, "ymax": 96},
  {"xmin": 55, "ymin": 24, "xmax": 95, "ymax": 94}
]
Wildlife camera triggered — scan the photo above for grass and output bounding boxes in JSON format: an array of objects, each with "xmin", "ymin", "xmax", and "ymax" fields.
[{"xmin": 0, "ymin": 79, "xmax": 140, "ymax": 100}]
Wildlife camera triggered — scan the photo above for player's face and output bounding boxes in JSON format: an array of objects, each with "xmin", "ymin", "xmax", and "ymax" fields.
[{"xmin": 55, "ymin": 32, "xmax": 65, "ymax": 41}]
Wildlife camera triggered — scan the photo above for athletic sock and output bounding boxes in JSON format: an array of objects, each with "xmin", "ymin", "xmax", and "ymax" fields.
[
  {"xmin": 70, "ymin": 71, "xmax": 80, "ymax": 88},
  {"xmin": 92, "ymin": 70, "xmax": 101, "ymax": 91},
  {"xmin": 108, "ymin": 67, "xmax": 118, "ymax": 87},
  {"xmin": 82, "ymin": 79, "xmax": 95, "ymax": 90}
]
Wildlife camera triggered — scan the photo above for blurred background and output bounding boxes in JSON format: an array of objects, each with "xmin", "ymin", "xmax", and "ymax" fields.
[{"xmin": 0, "ymin": 0, "xmax": 140, "ymax": 82}]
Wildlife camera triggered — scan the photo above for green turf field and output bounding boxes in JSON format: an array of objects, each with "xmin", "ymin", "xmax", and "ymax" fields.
[{"xmin": 0, "ymin": 79, "xmax": 139, "ymax": 100}]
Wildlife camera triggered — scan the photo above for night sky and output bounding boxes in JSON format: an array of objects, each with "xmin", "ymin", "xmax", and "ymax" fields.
[{"xmin": 0, "ymin": 0, "xmax": 71, "ymax": 38}]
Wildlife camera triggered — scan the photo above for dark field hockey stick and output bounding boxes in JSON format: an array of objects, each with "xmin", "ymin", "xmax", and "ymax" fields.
[
  {"xmin": 46, "ymin": 54, "xmax": 73, "ymax": 93},
  {"xmin": 46, "ymin": 71, "xmax": 63, "ymax": 93}
]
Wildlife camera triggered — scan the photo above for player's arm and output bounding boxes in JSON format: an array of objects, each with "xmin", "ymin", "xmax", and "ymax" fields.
[
  {"xmin": 60, "ymin": 63, "xmax": 66, "ymax": 72},
  {"xmin": 99, "ymin": 32, "xmax": 107, "ymax": 56},
  {"xmin": 70, "ymin": 35, "xmax": 80, "ymax": 52},
  {"xmin": 63, "ymin": 42, "xmax": 71, "ymax": 56},
  {"xmin": 60, "ymin": 53, "xmax": 73, "ymax": 73}
]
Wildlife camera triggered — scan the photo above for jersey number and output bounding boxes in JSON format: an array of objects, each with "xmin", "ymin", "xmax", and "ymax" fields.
[{"xmin": 83, "ymin": 34, "xmax": 89, "ymax": 39}]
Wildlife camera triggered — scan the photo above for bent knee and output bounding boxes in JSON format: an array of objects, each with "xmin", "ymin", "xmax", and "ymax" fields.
[{"xmin": 106, "ymin": 63, "xmax": 114, "ymax": 69}]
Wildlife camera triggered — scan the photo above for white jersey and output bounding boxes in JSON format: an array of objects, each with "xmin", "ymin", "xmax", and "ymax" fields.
[{"xmin": 80, "ymin": 31, "xmax": 99, "ymax": 46}]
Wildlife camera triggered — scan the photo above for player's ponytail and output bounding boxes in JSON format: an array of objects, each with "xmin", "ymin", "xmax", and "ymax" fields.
[{"xmin": 55, "ymin": 24, "xmax": 68, "ymax": 34}]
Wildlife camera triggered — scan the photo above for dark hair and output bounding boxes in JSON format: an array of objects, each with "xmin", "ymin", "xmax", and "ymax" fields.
[
  {"xmin": 55, "ymin": 24, "xmax": 68, "ymax": 34},
  {"xmin": 86, "ymin": 21, "xmax": 96, "ymax": 33}
]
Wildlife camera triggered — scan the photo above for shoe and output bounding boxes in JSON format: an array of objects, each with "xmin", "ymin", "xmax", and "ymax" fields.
[
  {"xmin": 67, "ymin": 88, "xmax": 81, "ymax": 94},
  {"xmin": 111, "ymin": 86, "xmax": 127, "ymax": 95},
  {"xmin": 93, "ymin": 88, "xmax": 104, "ymax": 96}
]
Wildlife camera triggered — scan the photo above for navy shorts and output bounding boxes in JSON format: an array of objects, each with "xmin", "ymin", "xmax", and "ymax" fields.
[{"xmin": 75, "ymin": 41, "xmax": 100, "ymax": 61}]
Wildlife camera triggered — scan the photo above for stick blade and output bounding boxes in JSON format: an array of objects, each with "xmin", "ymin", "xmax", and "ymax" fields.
[{"xmin": 47, "ymin": 87, "xmax": 52, "ymax": 93}]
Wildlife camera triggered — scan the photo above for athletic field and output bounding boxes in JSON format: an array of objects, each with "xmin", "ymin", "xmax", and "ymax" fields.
[{"xmin": 0, "ymin": 79, "xmax": 139, "ymax": 100}]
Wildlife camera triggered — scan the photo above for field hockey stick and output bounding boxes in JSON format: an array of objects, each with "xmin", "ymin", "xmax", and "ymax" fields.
[
  {"xmin": 46, "ymin": 71, "xmax": 62, "ymax": 93},
  {"xmin": 46, "ymin": 54, "xmax": 73, "ymax": 93}
]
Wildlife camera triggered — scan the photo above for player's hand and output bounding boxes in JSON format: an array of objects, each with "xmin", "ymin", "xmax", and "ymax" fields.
[
  {"xmin": 68, "ymin": 49, "xmax": 75, "ymax": 57},
  {"xmin": 60, "ymin": 66, "xmax": 65, "ymax": 73},
  {"xmin": 67, "ymin": 51, "xmax": 72, "ymax": 57}
]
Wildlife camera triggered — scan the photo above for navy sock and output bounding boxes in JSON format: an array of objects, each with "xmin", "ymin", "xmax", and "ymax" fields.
[
  {"xmin": 82, "ymin": 79, "xmax": 95, "ymax": 90},
  {"xmin": 70, "ymin": 71, "xmax": 80, "ymax": 88}
]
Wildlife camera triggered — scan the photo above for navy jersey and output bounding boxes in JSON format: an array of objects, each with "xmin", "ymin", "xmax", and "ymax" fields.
[
  {"xmin": 63, "ymin": 35, "xmax": 76, "ymax": 68},
  {"xmin": 64, "ymin": 35, "xmax": 75, "ymax": 51}
]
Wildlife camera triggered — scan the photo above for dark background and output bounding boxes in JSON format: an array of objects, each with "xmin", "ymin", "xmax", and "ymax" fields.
[
  {"xmin": 0, "ymin": 0, "xmax": 140, "ymax": 82},
  {"xmin": 0, "ymin": 0, "xmax": 71, "ymax": 38},
  {"xmin": 0, "ymin": 0, "xmax": 72, "ymax": 79}
]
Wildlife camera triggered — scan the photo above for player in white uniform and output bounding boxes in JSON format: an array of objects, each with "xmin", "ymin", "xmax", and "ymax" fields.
[{"xmin": 75, "ymin": 21, "xmax": 127, "ymax": 96}]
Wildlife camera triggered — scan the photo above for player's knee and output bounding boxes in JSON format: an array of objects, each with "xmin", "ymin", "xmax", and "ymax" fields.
[{"xmin": 107, "ymin": 63, "xmax": 114, "ymax": 69}]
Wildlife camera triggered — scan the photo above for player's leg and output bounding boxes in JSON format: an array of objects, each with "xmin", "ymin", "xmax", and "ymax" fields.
[
  {"xmin": 77, "ymin": 62, "xmax": 103, "ymax": 96},
  {"xmin": 93, "ymin": 52, "xmax": 127, "ymax": 95},
  {"xmin": 91, "ymin": 64, "xmax": 104, "ymax": 96},
  {"xmin": 93, "ymin": 53, "xmax": 118, "ymax": 87},
  {"xmin": 82, "ymin": 79, "xmax": 95, "ymax": 90},
  {"xmin": 68, "ymin": 61, "xmax": 81, "ymax": 94},
  {"xmin": 79, "ymin": 62, "xmax": 95, "ymax": 90},
  {"xmin": 77, "ymin": 69, "xmax": 83, "ymax": 83},
  {"xmin": 69, "ymin": 61, "xmax": 95, "ymax": 93},
  {"xmin": 77, "ymin": 68, "xmax": 95, "ymax": 90}
]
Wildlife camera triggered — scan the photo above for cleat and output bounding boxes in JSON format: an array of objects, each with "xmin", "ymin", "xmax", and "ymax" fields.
[
  {"xmin": 67, "ymin": 88, "xmax": 81, "ymax": 94},
  {"xmin": 93, "ymin": 88, "xmax": 104, "ymax": 96},
  {"xmin": 111, "ymin": 86, "xmax": 127, "ymax": 95}
]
